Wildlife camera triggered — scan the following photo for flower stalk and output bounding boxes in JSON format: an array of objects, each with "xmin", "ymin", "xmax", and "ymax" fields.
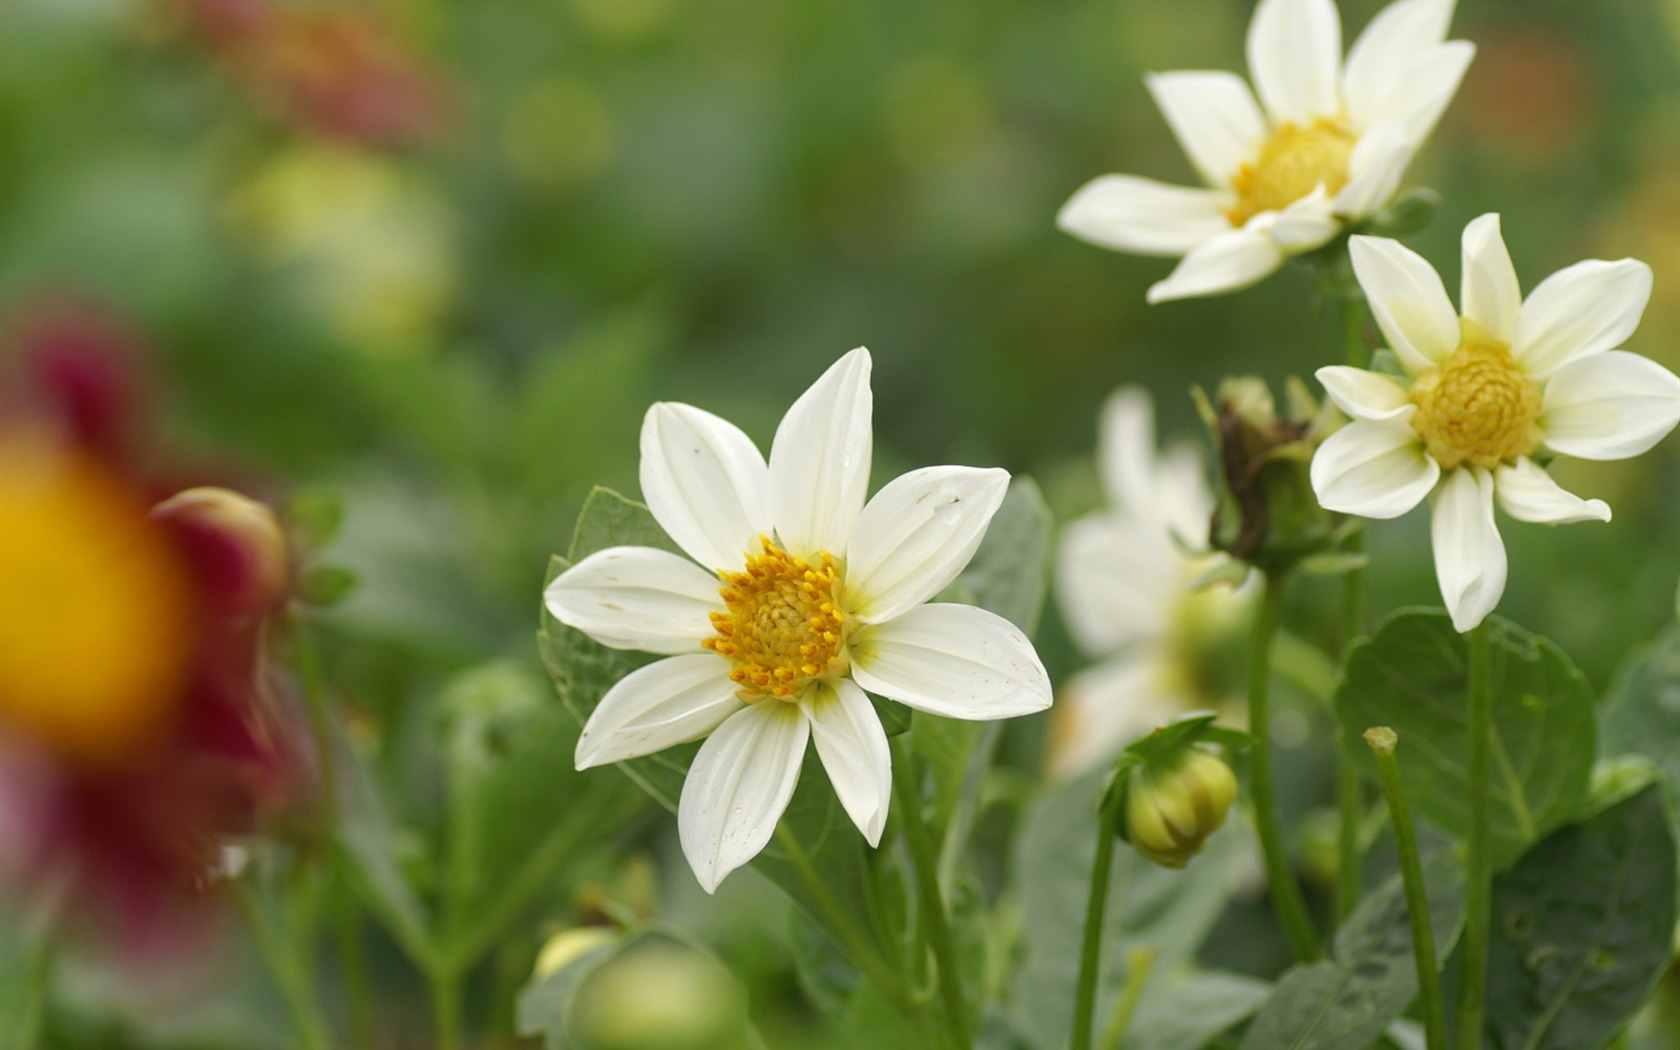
[
  {"xmin": 1457, "ymin": 621, "xmax": 1495, "ymax": 1049},
  {"xmin": 1249, "ymin": 570, "xmax": 1321, "ymax": 961},
  {"xmin": 893, "ymin": 748, "xmax": 971, "ymax": 1050},
  {"xmin": 1365, "ymin": 727, "xmax": 1446, "ymax": 1050},
  {"xmin": 1071, "ymin": 787, "xmax": 1123, "ymax": 1050}
]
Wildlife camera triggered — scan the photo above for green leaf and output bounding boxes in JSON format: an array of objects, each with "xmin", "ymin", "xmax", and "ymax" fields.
[
  {"xmin": 1600, "ymin": 625, "xmax": 1680, "ymax": 801},
  {"xmin": 950, "ymin": 476, "xmax": 1052, "ymax": 635},
  {"xmin": 1238, "ymin": 851, "xmax": 1466, "ymax": 1050},
  {"xmin": 437, "ymin": 661, "xmax": 646, "ymax": 969},
  {"xmin": 1011, "ymin": 770, "xmax": 1246, "ymax": 1050},
  {"xmin": 1335, "ymin": 610, "xmax": 1596, "ymax": 867},
  {"xmin": 298, "ymin": 564, "xmax": 359, "ymax": 607},
  {"xmin": 1481, "ymin": 784, "xmax": 1677, "ymax": 1050},
  {"xmin": 284, "ymin": 489, "xmax": 345, "ymax": 553},
  {"xmin": 1126, "ymin": 972, "xmax": 1271, "ymax": 1050}
]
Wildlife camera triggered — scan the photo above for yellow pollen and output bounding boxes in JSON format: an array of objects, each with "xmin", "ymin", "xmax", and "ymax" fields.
[
  {"xmin": 1409, "ymin": 328, "xmax": 1544, "ymax": 470},
  {"xmin": 0, "ymin": 436, "xmax": 197, "ymax": 769},
  {"xmin": 1226, "ymin": 118, "xmax": 1356, "ymax": 227},
  {"xmin": 703, "ymin": 537, "xmax": 848, "ymax": 701}
]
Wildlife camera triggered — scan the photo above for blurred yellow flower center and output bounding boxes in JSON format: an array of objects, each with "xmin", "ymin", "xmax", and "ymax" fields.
[
  {"xmin": 704, "ymin": 538, "xmax": 848, "ymax": 700},
  {"xmin": 0, "ymin": 438, "xmax": 196, "ymax": 768},
  {"xmin": 1409, "ymin": 328, "xmax": 1544, "ymax": 470},
  {"xmin": 1226, "ymin": 119, "xmax": 1356, "ymax": 227}
]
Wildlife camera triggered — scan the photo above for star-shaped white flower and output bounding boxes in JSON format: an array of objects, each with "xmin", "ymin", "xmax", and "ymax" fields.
[
  {"xmin": 544, "ymin": 348, "xmax": 1052, "ymax": 892},
  {"xmin": 1058, "ymin": 0, "xmax": 1474, "ymax": 303},
  {"xmin": 1311, "ymin": 214, "xmax": 1680, "ymax": 632},
  {"xmin": 1052, "ymin": 388, "xmax": 1249, "ymax": 777}
]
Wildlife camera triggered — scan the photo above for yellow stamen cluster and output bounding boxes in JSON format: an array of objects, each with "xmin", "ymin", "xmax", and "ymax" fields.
[
  {"xmin": 1226, "ymin": 118, "xmax": 1357, "ymax": 227},
  {"xmin": 1410, "ymin": 330, "xmax": 1543, "ymax": 470},
  {"xmin": 704, "ymin": 538, "xmax": 848, "ymax": 700},
  {"xmin": 0, "ymin": 437, "xmax": 196, "ymax": 768}
]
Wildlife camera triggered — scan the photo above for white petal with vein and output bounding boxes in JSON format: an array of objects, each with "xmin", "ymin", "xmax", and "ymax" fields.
[
  {"xmin": 1493, "ymin": 459, "xmax": 1610, "ymax": 525},
  {"xmin": 1057, "ymin": 175, "xmax": 1235, "ymax": 257},
  {"xmin": 1513, "ymin": 259, "xmax": 1653, "ymax": 378},
  {"xmin": 1349, "ymin": 234, "xmax": 1459, "ymax": 373},
  {"xmin": 678, "ymin": 702, "xmax": 809, "ymax": 893},
  {"xmin": 576, "ymin": 654, "xmax": 744, "ymax": 769},
  {"xmin": 770, "ymin": 348, "xmax": 873, "ymax": 559},
  {"xmin": 1145, "ymin": 71, "xmax": 1267, "ymax": 188},
  {"xmin": 640, "ymin": 402, "xmax": 770, "ymax": 573},
  {"xmin": 1310, "ymin": 419, "xmax": 1439, "ymax": 518},
  {"xmin": 846, "ymin": 466, "xmax": 1011, "ymax": 624},
  {"xmin": 1430, "ymin": 466, "xmax": 1506, "ymax": 633},
  {"xmin": 804, "ymin": 679, "xmax": 891, "ymax": 845},
  {"xmin": 545, "ymin": 546, "xmax": 722, "ymax": 654},
  {"xmin": 851, "ymin": 604, "xmax": 1053, "ymax": 719},
  {"xmin": 1541, "ymin": 351, "xmax": 1680, "ymax": 460}
]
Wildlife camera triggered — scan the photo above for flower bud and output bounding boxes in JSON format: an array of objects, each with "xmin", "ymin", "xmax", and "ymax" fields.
[
  {"xmin": 150, "ymin": 487, "xmax": 291, "ymax": 618},
  {"xmin": 1123, "ymin": 747, "xmax": 1238, "ymax": 869},
  {"xmin": 1196, "ymin": 376, "xmax": 1338, "ymax": 571}
]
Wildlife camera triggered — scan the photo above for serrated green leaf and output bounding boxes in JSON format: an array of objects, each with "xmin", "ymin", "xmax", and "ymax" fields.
[
  {"xmin": 1011, "ymin": 770, "xmax": 1246, "ymax": 1050},
  {"xmin": 1481, "ymin": 784, "xmax": 1676, "ymax": 1050},
  {"xmin": 1601, "ymin": 625, "xmax": 1680, "ymax": 802},
  {"xmin": 1239, "ymin": 852, "xmax": 1466, "ymax": 1050},
  {"xmin": 1335, "ymin": 610, "xmax": 1595, "ymax": 867}
]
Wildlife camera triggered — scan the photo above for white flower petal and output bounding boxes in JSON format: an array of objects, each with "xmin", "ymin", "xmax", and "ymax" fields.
[
  {"xmin": 1349, "ymin": 234, "xmax": 1460, "ymax": 373},
  {"xmin": 1385, "ymin": 41, "xmax": 1475, "ymax": 145},
  {"xmin": 1333, "ymin": 119, "xmax": 1411, "ymax": 220},
  {"xmin": 678, "ymin": 701, "xmax": 809, "ymax": 893},
  {"xmin": 1154, "ymin": 444, "xmax": 1217, "ymax": 551},
  {"xmin": 769, "ymin": 348, "xmax": 873, "ymax": 559},
  {"xmin": 1310, "ymin": 418, "xmax": 1439, "ymax": 518},
  {"xmin": 545, "ymin": 546, "xmax": 722, "ymax": 654},
  {"xmin": 804, "ymin": 679, "xmax": 891, "ymax": 846},
  {"xmin": 845, "ymin": 465, "xmax": 1011, "ymax": 624},
  {"xmin": 1343, "ymin": 0, "xmax": 1455, "ymax": 129},
  {"xmin": 1430, "ymin": 466, "xmax": 1506, "ymax": 633},
  {"xmin": 1315, "ymin": 365, "xmax": 1414, "ymax": 422},
  {"xmin": 1055, "ymin": 511, "xmax": 1180, "ymax": 656},
  {"xmin": 1144, "ymin": 71, "xmax": 1268, "ymax": 189},
  {"xmin": 1057, "ymin": 174, "xmax": 1236, "ymax": 257},
  {"xmin": 1513, "ymin": 259, "xmax": 1653, "ymax": 378},
  {"xmin": 850, "ymin": 604, "xmax": 1053, "ymax": 720},
  {"xmin": 1541, "ymin": 351, "xmax": 1680, "ymax": 460},
  {"xmin": 1493, "ymin": 458, "xmax": 1610, "ymax": 525},
  {"xmin": 1096, "ymin": 386, "xmax": 1158, "ymax": 514},
  {"xmin": 1269, "ymin": 186, "xmax": 1340, "ymax": 252},
  {"xmin": 1147, "ymin": 226, "xmax": 1286, "ymax": 303},
  {"xmin": 640, "ymin": 402, "xmax": 771, "ymax": 573},
  {"xmin": 1248, "ymin": 0, "xmax": 1343, "ymax": 125},
  {"xmin": 575, "ymin": 654, "xmax": 744, "ymax": 769},
  {"xmin": 1047, "ymin": 654, "xmax": 1183, "ymax": 780},
  {"xmin": 1460, "ymin": 213, "xmax": 1520, "ymax": 346}
]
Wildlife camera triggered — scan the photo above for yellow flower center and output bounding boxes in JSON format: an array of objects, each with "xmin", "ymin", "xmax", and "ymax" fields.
[
  {"xmin": 1226, "ymin": 118, "xmax": 1356, "ymax": 227},
  {"xmin": 704, "ymin": 538, "xmax": 849, "ymax": 700},
  {"xmin": 1409, "ymin": 327, "xmax": 1544, "ymax": 470},
  {"xmin": 0, "ymin": 436, "xmax": 197, "ymax": 768}
]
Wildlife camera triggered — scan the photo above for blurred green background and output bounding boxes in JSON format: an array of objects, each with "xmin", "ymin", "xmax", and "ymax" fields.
[{"xmin": 8, "ymin": 0, "xmax": 1680, "ymax": 1044}]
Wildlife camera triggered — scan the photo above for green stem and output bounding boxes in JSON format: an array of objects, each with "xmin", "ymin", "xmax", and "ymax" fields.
[
  {"xmin": 773, "ymin": 825, "xmax": 911, "ymax": 1011},
  {"xmin": 291, "ymin": 618, "xmax": 339, "ymax": 822},
  {"xmin": 235, "ymin": 882, "xmax": 333, "ymax": 1050},
  {"xmin": 1071, "ymin": 790, "xmax": 1122, "ymax": 1050},
  {"xmin": 429, "ymin": 964, "xmax": 464, "ymax": 1050},
  {"xmin": 1366, "ymin": 728, "xmax": 1446, "ymax": 1050},
  {"xmin": 1457, "ymin": 622, "xmax": 1495, "ymax": 1050},
  {"xmin": 893, "ymin": 748, "xmax": 971, "ymax": 1050},
  {"xmin": 12, "ymin": 935, "xmax": 52, "ymax": 1050},
  {"xmin": 333, "ymin": 881, "xmax": 375, "ymax": 1049},
  {"xmin": 1099, "ymin": 947, "xmax": 1156, "ymax": 1050},
  {"xmin": 1335, "ymin": 288, "xmax": 1371, "ymax": 925},
  {"xmin": 1249, "ymin": 571, "xmax": 1322, "ymax": 962}
]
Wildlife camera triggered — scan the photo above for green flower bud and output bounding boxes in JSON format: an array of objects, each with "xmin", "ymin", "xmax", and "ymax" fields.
[
  {"xmin": 1195, "ymin": 376, "xmax": 1338, "ymax": 571},
  {"xmin": 1123, "ymin": 747, "xmax": 1238, "ymax": 869}
]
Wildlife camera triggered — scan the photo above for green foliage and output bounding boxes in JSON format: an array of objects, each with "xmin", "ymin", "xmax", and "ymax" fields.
[
  {"xmin": 1125, "ymin": 973, "xmax": 1270, "ymax": 1050},
  {"xmin": 1480, "ymin": 784, "xmax": 1677, "ymax": 1050},
  {"xmin": 1239, "ymin": 852, "xmax": 1466, "ymax": 1050},
  {"xmin": 1011, "ymin": 770, "xmax": 1246, "ymax": 1050},
  {"xmin": 1335, "ymin": 610, "xmax": 1597, "ymax": 867}
]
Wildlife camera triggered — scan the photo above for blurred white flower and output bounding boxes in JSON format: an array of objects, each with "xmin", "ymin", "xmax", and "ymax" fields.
[
  {"xmin": 545, "ymin": 348, "xmax": 1052, "ymax": 892},
  {"xmin": 1059, "ymin": 0, "xmax": 1473, "ymax": 302},
  {"xmin": 1311, "ymin": 214, "xmax": 1680, "ymax": 632},
  {"xmin": 1050, "ymin": 389, "xmax": 1250, "ymax": 778}
]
